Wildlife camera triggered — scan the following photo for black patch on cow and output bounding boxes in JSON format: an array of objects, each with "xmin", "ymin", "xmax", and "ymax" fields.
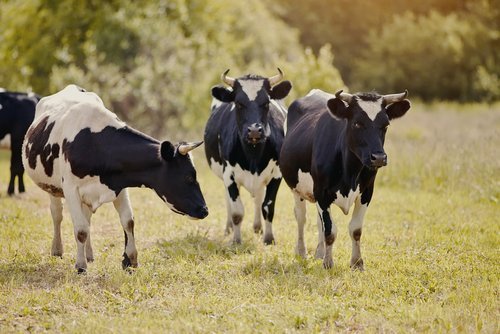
[
  {"xmin": 227, "ymin": 181, "xmax": 239, "ymax": 202},
  {"xmin": 321, "ymin": 210, "xmax": 334, "ymax": 244},
  {"xmin": 122, "ymin": 252, "xmax": 132, "ymax": 269},
  {"xmin": 25, "ymin": 115, "xmax": 61, "ymax": 177},
  {"xmin": 353, "ymin": 228, "xmax": 362, "ymax": 241},
  {"xmin": 127, "ymin": 219, "xmax": 135, "ymax": 236},
  {"xmin": 262, "ymin": 177, "xmax": 281, "ymax": 222},
  {"xmin": 124, "ymin": 230, "xmax": 128, "ymax": 248}
]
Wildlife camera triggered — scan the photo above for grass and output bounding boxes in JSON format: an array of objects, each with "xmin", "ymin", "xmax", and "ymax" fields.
[{"xmin": 0, "ymin": 102, "xmax": 498, "ymax": 333}]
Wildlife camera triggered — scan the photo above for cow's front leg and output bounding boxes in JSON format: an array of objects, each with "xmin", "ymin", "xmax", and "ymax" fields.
[
  {"xmin": 113, "ymin": 190, "xmax": 137, "ymax": 269},
  {"xmin": 18, "ymin": 171, "xmax": 25, "ymax": 193},
  {"xmin": 7, "ymin": 173, "xmax": 15, "ymax": 195},
  {"xmin": 316, "ymin": 202, "xmax": 337, "ymax": 269},
  {"xmin": 223, "ymin": 172, "xmax": 244, "ymax": 244},
  {"xmin": 261, "ymin": 177, "xmax": 281, "ymax": 245},
  {"xmin": 50, "ymin": 196, "xmax": 64, "ymax": 257},
  {"xmin": 253, "ymin": 187, "xmax": 264, "ymax": 235},
  {"xmin": 349, "ymin": 197, "xmax": 368, "ymax": 270},
  {"xmin": 64, "ymin": 187, "xmax": 90, "ymax": 273},
  {"xmin": 294, "ymin": 193, "xmax": 307, "ymax": 257}
]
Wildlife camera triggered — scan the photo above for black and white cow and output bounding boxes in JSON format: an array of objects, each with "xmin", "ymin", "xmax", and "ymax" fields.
[
  {"xmin": 280, "ymin": 89, "xmax": 410, "ymax": 269},
  {"xmin": 204, "ymin": 69, "xmax": 292, "ymax": 244},
  {"xmin": 22, "ymin": 85, "xmax": 208, "ymax": 273},
  {"xmin": 0, "ymin": 90, "xmax": 41, "ymax": 195}
]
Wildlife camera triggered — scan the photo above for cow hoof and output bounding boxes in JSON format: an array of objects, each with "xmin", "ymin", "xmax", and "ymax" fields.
[
  {"xmin": 295, "ymin": 244, "xmax": 306, "ymax": 258},
  {"xmin": 350, "ymin": 258, "xmax": 364, "ymax": 271},
  {"xmin": 323, "ymin": 258, "xmax": 334, "ymax": 269},
  {"xmin": 87, "ymin": 256, "xmax": 95, "ymax": 263},
  {"xmin": 314, "ymin": 245, "xmax": 325, "ymax": 259},
  {"xmin": 232, "ymin": 237, "xmax": 242, "ymax": 245},
  {"xmin": 76, "ymin": 267, "xmax": 87, "ymax": 274},
  {"xmin": 263, "ymin": 234, "xmax": 275, "ymax": 245}
]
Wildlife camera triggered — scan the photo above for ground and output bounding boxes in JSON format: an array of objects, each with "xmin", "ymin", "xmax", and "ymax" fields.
[{"xmin": 0, "ymin": 102, "xmax": 498, "ymax": 333}]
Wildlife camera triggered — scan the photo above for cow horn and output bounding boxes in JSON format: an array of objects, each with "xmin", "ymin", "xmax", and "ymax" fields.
[
  {"xmin": 268, "ymin": 68, "xmax": 284, "ymax": 86},
  {"xmin": 335, "ymin": 90, "xmax": 354, "ymax": 104},
  {"xmin": 221, "ymin": 69, "xmax": 236, "ymax": 87},
  {"xmin": 382, "ymin": 90, "xmax": 408, "ymax": 104},
  {"xmin": 178, "ymin": 141, "xmax": 203, "ymax": 155}
]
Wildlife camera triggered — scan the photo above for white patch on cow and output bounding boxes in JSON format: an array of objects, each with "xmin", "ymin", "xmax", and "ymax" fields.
[
  {"xmin": 240, "ymin": 79, "xmax": 265, "ymax": 100},
  {"xmin": 270, "ymin": 99, "xmax": 287, "ymax": 117},
  {"xmin": 231, "ymin": 159, "xmax": 281, "ymax": 198},
  {"xmin": 358, "ymin": 99, "xmax": 383, "ymax": 121},
  {"xmin": 77, "ymin": 175, "xmax": 117, "ymax": 212},
  {"xmin": 334, "ymin": 187, "xmax": 361, "ymax": 215},
  {"xmin": 306, "ymin": 89, "xmax": 335, "ymax": 100},
  {"xmin": 293, "ymin": 170, "xmax": 315, "ymax": 202},
  {"xmin": 0, "ymin": 103, "xmax": 3, "ymax": 110},
  {"xmin": 211, "ymin": 98, "xmax": 223, "ymax": 111},
  {"xmin": 209, "ymin": 158, "xmax": 224, "ymax": 178}
]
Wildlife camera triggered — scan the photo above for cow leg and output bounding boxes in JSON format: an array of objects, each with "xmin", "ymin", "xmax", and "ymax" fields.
[
  {"xmin": 223, "ymin": 171, "xmax": 244, "ymax": 244},
  {"xmin": 294, "ymin": 193, "xmax": 307, "ymax": 258},
  {"xmin": 261, "ymin": 177, "xmax": 280, "ymax": 245},
  {"xmin": 64, "ymin": 188, "xmax": 90, "ymax": 273},
  {"xmin": 349, "ymin": 197, "xmax": 368, "ymax": 270},
  {"xmin": 314, "ymin": 213, "xmax": 325, "ymax": 259},
  {"xmin": 8, "ymin": 138, "xmax": 23, "ymax": 195},
  {"xmin": 81, "ymin": 204, "xmax": 94, "ymax": 262},
  {"xmin": 224, "ymin": 195, "xmax": 233, "ymax": 235},
  {"xmin": 253, "ymin": 187, "xmax": 264, "ymax": 235},
  {"xmin": 113, "ymin": 190, "xmax": 137, "ymax": 269},
  {"xmin": 18, "ymin": 170, "xmax": 25, "ymax": 193},
  {"xmin": 316, "ymin": 202, "xmax": 337, "ymax": 269},
  {"xmin": 50, "ymin": 196, "xmax": 64, "ymax": 257},
  {"xmin": 7, "ymin": 173, "xmax": 15, "ymax": 196}
]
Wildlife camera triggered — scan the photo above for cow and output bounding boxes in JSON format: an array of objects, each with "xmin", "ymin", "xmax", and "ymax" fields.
[
  {"xmin": 22, "ymin": 85, "xmax": 208, "ymax": 273},
  {"xmin": 0, "ymin": 90, "xmax": 41, "ymax": 195},
  {"xmin": 204, "ymin": 69, "xmax": 292, "ymax": 244},
  {"xmin": 280, "ymin": 89, "xmax": 410, "ymax": 269}
]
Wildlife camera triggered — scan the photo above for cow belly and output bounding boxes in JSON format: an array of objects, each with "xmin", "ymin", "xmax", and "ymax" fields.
[
  {"xmin": 293, "ymin": 170, "xmax": 315, "ymax": 202},
  {"xmin": 76, "ymin": 175, "xmax": 117, "ymax": 212},
  {"xmin": 231, "ymin": 160, "xmax": 280, "ymax": 197}
]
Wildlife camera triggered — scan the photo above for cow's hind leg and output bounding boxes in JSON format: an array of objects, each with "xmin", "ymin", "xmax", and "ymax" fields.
[
  {"xmin": 113, "ymin": 190, "xmax": 137, "ymax": 269},
  {"xmin": 294, "ymin": 193, "xmax": 307, "ymax": 257},
  {"xmin": 349, "ymin": 198, "xmax": 368, "ymax": 271},
  {"xmin": 64, "ymin": 187, "xmax": 90, "ymax": 273},
  {"xmin": 7, "ymin": 173, "xmax": 15, "ymax": 196},
  {"xmin": 261, "ymin": 177, "xmax": 281, "ymax": 245},
  {"xmin": 81, "ymin": 204, "xmax": 94, "ymax": 262},
  {"xmin": 50, "ymin": 196, "xmax": 64, "ymax": 257},
  {"xmin": 316, "ymin": 202, "xmax": 337, "ymax": 269},
  {"xmin": 18, "ymin": 170, "xmax": 25, "ymax": 193}
]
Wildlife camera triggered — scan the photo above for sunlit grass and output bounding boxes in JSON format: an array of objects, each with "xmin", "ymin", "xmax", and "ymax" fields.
[{"xmin": 0, "ymin": 102, "xmax": 498, "ymax": 332}]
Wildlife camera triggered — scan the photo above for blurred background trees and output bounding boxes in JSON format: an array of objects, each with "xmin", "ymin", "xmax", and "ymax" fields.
[{"xmin": 0, "ymin": 0, "xmax": 498, "ymax": 137}]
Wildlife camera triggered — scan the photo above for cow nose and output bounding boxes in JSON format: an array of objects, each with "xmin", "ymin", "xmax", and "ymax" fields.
[
  {"xmin": 371, "ymin": 152, "xmax": 387, "ymax": 167},
  {"xmin": 247, "ymin": 123, "xmax": 263, "ymax": 141},
  {"xmin": 199, "ymin": 206, "xmax": 209, "ymax": 219}
]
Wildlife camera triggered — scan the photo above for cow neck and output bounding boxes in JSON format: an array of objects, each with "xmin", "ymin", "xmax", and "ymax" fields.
[{"xmin": 340, "ymin": 131, "xmax": 364, "ymax": 189}]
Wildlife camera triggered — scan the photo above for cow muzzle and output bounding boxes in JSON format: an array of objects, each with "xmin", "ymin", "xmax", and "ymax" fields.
[
  {"xmin": 370, "ymin": 152, "xmax": 388, "ymax": 168},
  {"xmin": 246, "ymin": 123, "xmax": 265, "ymax": 144}
]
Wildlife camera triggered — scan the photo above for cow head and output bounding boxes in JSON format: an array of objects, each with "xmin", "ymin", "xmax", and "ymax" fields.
[
  {"xmin": 327, "ymin": 90, "xmax": 411, "ymax": 170},
  {"xmin": 155, "ymin": 141, "xmax": 208, "ymax": 219},
  {"xmin": 211, "ymin": 68, "xmax": 292, "ymax": 148}
]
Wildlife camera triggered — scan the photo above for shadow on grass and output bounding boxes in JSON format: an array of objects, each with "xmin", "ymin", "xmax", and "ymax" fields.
[{"xmin": 153, "ymin": 231, "xmax": 258, "ymax": 263}]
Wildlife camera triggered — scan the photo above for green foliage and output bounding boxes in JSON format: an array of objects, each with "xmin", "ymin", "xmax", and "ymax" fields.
[
  {"xmin": 273, "ymin": 0, "xmax": 499, "ymax": 101},
  {"xmin": 0, "ymin": 0, "xmax": 344, "ymax": 136}
]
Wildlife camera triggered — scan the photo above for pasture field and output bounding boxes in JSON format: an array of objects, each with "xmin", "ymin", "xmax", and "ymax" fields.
[{"xmin": 0, "ymin": 102, "xmax": 498, "ymax": 333}]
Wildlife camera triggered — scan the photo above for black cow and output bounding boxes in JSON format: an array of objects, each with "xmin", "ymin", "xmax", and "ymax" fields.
[
  {"xmin": 280, "ymin": 89, "xmax": 410, "ymax": 269},
  {"xmin": 204, "ymin": 69, "xmax": 292, "ymax": 244},
  {"xmin": 0, "ymin": 90, "xmax": 40, "ymax": 195},
  {"xmin": 22, "ymin": 85, "xmax": 208, "ymax": 273}
]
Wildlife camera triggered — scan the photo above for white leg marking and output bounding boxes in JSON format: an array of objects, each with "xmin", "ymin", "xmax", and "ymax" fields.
[
  {"xmin": 349, "ymin": 197, "xmax": 368, "ymax": 270},
  {"xmin": 63, "ymin": 185, "xmax": 90, "ymax": 272},
  {"xmin": 294, "ymin": 194, "xmax": 307, "ymax": 258},
  {"xmin": 113, "ymin": 190, "xmax": 137, "ymax": 268},
  {"xmin": 253, "ymin": 187, "xmax": 265, "ymax": 234},
  {"xmin": 50, "ymin": 196, "xmax": 64, "ymax": 257}
]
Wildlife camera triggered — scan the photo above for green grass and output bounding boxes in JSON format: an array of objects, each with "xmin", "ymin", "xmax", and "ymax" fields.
[{"xmin": 0, "ymin": 102, "xmax": 498, "ymax": 333}]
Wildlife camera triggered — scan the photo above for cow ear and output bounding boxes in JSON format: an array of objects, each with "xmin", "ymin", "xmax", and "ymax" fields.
[
  {"xmin": 211, "ymin": 86, "xmax": 235, "ymax": 103},
  {"xmin": 386, "ymin": 100, "xmax": 411, "ymax": 120},
  {"xmin": 327, "ymin": 98, "xmax": 349, "ymax": 119},
  {"xmin": 160, "ymin": 141, "xmax": 176, "ymax": 161},
  {"xmin": 269, "ymin": 81, "xmax": 292, "ymax": 100}
]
